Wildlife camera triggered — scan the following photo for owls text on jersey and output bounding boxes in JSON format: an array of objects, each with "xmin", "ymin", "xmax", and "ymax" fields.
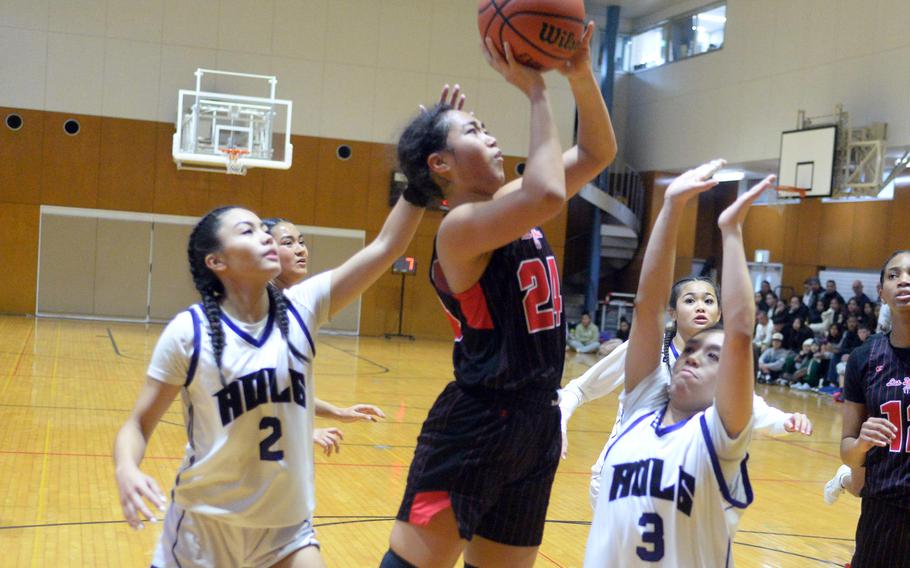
[
  {"xmin": 147, "ymin": 271, "xmax": 332, "ymax": 528},
  {"xmin": 584, "ymin": 364, "xmax": 753, "ymax": 567}
]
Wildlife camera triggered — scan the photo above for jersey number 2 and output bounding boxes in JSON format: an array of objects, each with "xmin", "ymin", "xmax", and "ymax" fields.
[
  {"xmin": 636, "ymin": 512, "xmax": 664, "ymax": 561},
  {"xmin": 880, "ymin": 400, "xmax": 910, "ymax": 453},
  {"xmin": 517, "ymin": 256, "xmax": 562, "ymax": 334},
  {"xmin": 259, "ymin": 417, "xmax": 284, "ymax": 461}
]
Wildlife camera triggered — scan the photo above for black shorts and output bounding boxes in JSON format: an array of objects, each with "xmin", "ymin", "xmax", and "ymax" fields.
[
  {"xmin": 396, "ymin": 381, "xmax": 561, "ymax": 547},
  {"xmin": 853, "ymin": 496, "xmax": 910, "ymax": 567}
]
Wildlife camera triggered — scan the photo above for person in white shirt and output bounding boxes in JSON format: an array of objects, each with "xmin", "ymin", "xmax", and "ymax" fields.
[
  {"xmin": 583, "ymin": 163, "xmax": 774, "ymax": 567},
  {"xmin": 753, "ymin": 310, "xmax": 773, "ymax": 354},
  {"xmin": 264, "ymin": 216, "xmax": 387, "ymax": 456},
  {"xmin": 113, "ymin": 194, "xmax": 426, "ymax": 567}
]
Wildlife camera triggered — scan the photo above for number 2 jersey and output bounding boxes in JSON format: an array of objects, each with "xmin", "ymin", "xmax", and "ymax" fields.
[
  {"xmin": 146, "ymin": 271, "xmax": 331, "ymax": 527},
  {"xmin": 430, "ymin": 227, "xmax": 566, "ymax": 393},
  {"xmin": 844, "ymin": 333, "xmax": 910, "ymax": 508},
  {"xmin": 583, "ymin": 364, "xmax": 754, "ymax": 567}
]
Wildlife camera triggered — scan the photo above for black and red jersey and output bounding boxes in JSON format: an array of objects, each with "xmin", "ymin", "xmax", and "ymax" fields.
[
  {"xmin": 844, "ymin": 333, "xmax": 910, "ymax": 508},
  {"xmin": 430, "ymin": 227, "xmax": 566, "ymax": 393}
]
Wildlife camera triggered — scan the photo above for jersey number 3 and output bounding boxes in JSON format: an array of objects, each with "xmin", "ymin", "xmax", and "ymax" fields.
[
  {"xmin": 517, "ymin": 256, "xmax": 562, "ymax": 334},
  {"xmin": 637, "ymin": 512, "xmax": 664, "ymax": 561}
]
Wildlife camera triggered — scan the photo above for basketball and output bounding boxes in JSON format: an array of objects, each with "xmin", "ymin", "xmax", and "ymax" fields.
[{"xmin": 478, "ymin": 0, "xmax": 586, "ymax": 71}]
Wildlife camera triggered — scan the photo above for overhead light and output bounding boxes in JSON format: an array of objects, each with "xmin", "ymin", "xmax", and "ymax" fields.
[{"xmin": 714, "ymin": 170, "xmax": 745, "ymax": 182}]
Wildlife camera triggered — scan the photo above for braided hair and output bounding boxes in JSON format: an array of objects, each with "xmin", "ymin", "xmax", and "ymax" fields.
[
  {"xmin": 188, "ymin": 207, "xmax": 307, "ymax": 385},
  {"xmin": 397, "ymin": 103, "xmax": 454, "ymax": 207},
  {"xmin": 662, "ymin": 276, "xmax": 720, "ymax": 370}
]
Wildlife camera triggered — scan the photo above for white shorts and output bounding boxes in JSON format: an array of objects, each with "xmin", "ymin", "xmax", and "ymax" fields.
[{"xmin": 151, "ymin": 502, "xmax": 319, "ymax": 568}]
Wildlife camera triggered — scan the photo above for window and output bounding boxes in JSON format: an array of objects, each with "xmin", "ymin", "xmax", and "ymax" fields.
[
  {"xmin": 629, "ymin": 26, "xmax": 667, "ymax": 71},
  {"xmin": 623, "ymin": 3, "xmax": 725, "ymax": 72}
]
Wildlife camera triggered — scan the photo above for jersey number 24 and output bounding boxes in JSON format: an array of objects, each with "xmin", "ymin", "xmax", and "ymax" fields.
[{"xmin": 517, "ymin": 256, "xmax": 562, "ymax": 334}]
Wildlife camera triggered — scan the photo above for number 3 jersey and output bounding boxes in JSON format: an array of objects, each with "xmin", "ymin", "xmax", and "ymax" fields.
[
  {"xmin": 146, "ymin": 271, "xmax": 332, "ymax": 528},
  {"xmin": 430, "ymin": 227, "xmax": 566, "ymax": 392},
  {"xmin": 583, "ymin": 364, "xmax": 754, "ymax": 568}
]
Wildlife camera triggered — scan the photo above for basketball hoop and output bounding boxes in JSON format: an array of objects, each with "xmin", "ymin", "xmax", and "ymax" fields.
[
  {"xmin": 772, "ymin": 185, "xmax": 808, "ymax": 198},
  {"xmin": 220, "ymin": 147, "xmax": 250, "ymax": 175}
]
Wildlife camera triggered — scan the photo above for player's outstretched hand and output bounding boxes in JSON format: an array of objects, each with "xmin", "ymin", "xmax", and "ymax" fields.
[
  {"xmin": 858, "ymin": 417, "xmax": 898, "ymax": 451},
  {"xmin": 558, "ymin": 394, "xmax": 574, "ymax": 459},
  {"xmin": 718, "ymin": 174, "xmax": 776, "ymax": 232},
  {"xmin": 557, "ymin": 21, "xmax": 594, "ymax": 80},
  {"xmin": 482, "ymin": 37, "xmax": 545, "ymax": 98},
  {"xmin": 340, "ymin": 404, "xmax": 386, "ymax": 423},
  {"xmin": 784, "ymin": 412, "xmax": 813, "ymax": 436},
  {"xmin": 419, "ymin": 83, "xmax": 467, "ymax": 113},
  {"xmin": 664, "ymin": 159, "xmax": 726, "ymax": 205},
  {"xmin": 115, "ymin": 465, "xmax": 166, "ymax": 530},
  {"xmin": 314, "ymin": 427, "xmax": 344, "ymax": 456}
]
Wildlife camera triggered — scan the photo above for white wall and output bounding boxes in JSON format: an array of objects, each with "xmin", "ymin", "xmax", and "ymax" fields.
[
  {"xmin": 615, "ymin": 0, "xmax": 910, "ymax": 172},
  {"xmin": 0, "ymin": 0, "xmax": 579, "ymax": 156}
]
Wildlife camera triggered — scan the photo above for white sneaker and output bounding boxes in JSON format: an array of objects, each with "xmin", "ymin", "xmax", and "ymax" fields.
[{"xmin": 824, "ymin": 464, "xmax": 851, "ymax": 505}]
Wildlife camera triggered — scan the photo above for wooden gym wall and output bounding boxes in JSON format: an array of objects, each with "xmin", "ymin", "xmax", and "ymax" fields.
[
  {"xmin": 0, "ymin": 108, "xmax": 565, "ymax": 340},
  {"xmin": 614, "ymin": 172, "xmax": 910, "ymax": 298}
]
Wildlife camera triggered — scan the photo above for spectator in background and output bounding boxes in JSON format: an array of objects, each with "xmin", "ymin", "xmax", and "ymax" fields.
[
  {"xmin": 597, "ymin": 316, "xmax": 629, "ymax": 357},
  {"xmin": 803, "ymin": 277, "xmax": 822, "ymax": 311},
  {"xmin": 758, "ymin": 332, "xmax": 791, "ymax": 383},
  {"xmin": 850, "ymin": 280, "xmax": 871, "ymax": 308},
  {"xmin": 827, "ymin": 323, "xmax": 844, "ymax": 351},
  {"xmin": 768, "ymin": 292, "xmax": 788, "ymax": 325},
  {"xmin": 615, "ymin": 317, "xmax": 630, "ymax": 342},
  {"xmin": 755, "ymin": 291, "xmax": 766, "ymax": 313},
  {"xmin": 810, "ymin": 298, "xmax": 834, "ymax": 336},
  {"xmin": 754, "ymin": 310, "xmax": 774, "ymax": 356},
  {"xmin": 785, "ymin": 317, "xmax": 814, "ymax": 352},
  {"xmin": 788, "ymin": 338, "xmax": 822, "ymax": 390},
  {"xmin": 568, "ymin": 312, "xmax": 600, "ymax": 353},
  {"xmin": 830, "ymin": 296, "xmax": 847, "ymax": 329},
  {"xmin": 846, "ymin": 298, "xmax": 864, "ymax": 326},
  {"xmin": 823, "ymin": 279, "xmax": 845, "ymax": 309},
  {"xmin": 760, "ymin": 280, "xmax": 773, "ymax": 297},
  {"xmin": 786, "ymin": 295, "xmax": 810, "ymax": 327},
  {"xmin": 840, "ymin": 316, "xmax": 863, "ymax": 356},
  {"xmin": 862, "ymin": 301, "xmax": 877, "ymax": 330}
]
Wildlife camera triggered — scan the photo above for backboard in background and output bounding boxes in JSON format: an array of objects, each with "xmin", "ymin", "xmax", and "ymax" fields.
[
  {"xmin": 778, "ymin": 125, "xmax": 837, "ymax": 198},
  {"xmin": 172, "ymin": 69, "xmax": 293, "ymax": 175}
]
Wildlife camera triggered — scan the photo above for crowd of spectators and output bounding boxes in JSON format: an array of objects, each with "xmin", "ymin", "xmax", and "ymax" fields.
[{"xmin": 753, "ymin": 277, "xmax": 889, "ymax": 398}]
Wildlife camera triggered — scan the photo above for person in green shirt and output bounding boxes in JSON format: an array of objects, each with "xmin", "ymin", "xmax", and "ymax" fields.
[{"xmin": 569, "ymin": 312, "xmax": 600, "ymax": 353}]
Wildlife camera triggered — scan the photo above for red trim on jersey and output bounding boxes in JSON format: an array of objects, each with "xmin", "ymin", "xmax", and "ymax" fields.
[
  {"xmin": 439, "ymin": 300, "xmax": 464, "ymax": 341},
  {"xmin": 454, "ymin": 282, "xmax": 494, "ymax": 330},
  {"xmin": 408, "ymin": 491, "xmax": 452, "ymax": 525}
]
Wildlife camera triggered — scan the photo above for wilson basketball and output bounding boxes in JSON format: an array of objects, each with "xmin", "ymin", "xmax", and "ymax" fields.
[{"xmin": 478, "ymin": 0, "xmax": 586, "ymax": 71}]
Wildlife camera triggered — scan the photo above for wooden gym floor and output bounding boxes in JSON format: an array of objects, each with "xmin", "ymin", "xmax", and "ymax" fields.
[{"xmin": 0, "ymin": 315, "xmax": 857, "ymax": 567}]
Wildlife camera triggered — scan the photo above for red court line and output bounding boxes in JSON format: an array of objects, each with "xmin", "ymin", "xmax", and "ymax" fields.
[
  {"xmin": 0, "ymin": 450, "xmax": 839, "ymax": 484},
  {"xmin": 537, "ymin": 550, "xmax": 565, "ymax": 567},
  {"xmin": 760, "ymin": 437, "xmax": 841, "ymax": 459}
]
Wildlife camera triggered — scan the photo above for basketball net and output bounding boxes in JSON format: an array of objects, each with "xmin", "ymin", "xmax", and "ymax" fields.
[
  {"xmin": 769, "ymin": 185, "xmax": 806, "ymax": 217},
  {"xmin": 220, "ymin": 147, "xmax": 250, "ymax": 175}
]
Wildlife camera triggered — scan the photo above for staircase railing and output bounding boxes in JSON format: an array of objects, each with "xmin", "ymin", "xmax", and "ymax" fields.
[{"xmin": 598, "ymin": 162, "xmax": 645, "ymax": 233}]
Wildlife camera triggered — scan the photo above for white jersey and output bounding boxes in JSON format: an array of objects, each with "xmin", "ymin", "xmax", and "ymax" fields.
[
  {"xmin": 147, "ymin": 271, "xmax": 332, "ymax": 527},
  {"xmin": 568, "ymin": 340, "xmax": 789, "ymax": 509},
  {"xmin": 583, "ymin": 364, "xmax": 753, "ymax": 568}
]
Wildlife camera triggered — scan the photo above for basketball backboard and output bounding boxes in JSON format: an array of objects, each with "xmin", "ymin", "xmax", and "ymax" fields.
[
  {"xmin": 777, "ymin": 125, "xmax": 837, "ymax": 198},
  {"xmin": 172, "ymin": 69, "xmax": 293, "ymax": 175}
]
